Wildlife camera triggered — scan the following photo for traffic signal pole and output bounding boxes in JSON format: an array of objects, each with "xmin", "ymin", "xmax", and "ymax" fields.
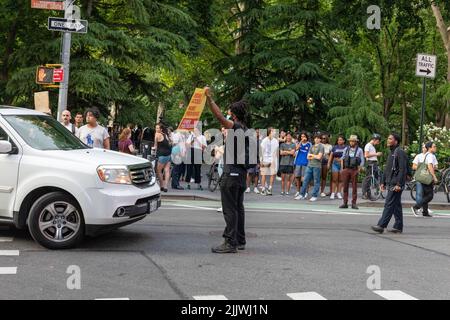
[{"xmin": 56, "ymin": 0, "xmax": 72, "ymax": 121}]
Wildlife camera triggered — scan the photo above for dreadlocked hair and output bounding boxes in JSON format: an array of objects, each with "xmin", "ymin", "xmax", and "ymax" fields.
[{"xmin": 229, "ymin": 100, "xmax": 251, "ymax": 127}]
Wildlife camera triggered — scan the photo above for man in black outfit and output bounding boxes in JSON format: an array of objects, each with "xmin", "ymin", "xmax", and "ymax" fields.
[
  {"xmin": 204, "ymin": 86, "xmax": 253, "ymax": 254},
  {"xmin": 371, "ymin": 133, "xmax": 408, "ymax": 234}
]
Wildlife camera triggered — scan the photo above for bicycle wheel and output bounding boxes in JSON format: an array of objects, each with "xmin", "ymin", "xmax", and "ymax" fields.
[
  {"xmin": 208, "ymin": 165, "xmax": 220, "ymax": 192},
  {"xmin": 365, "ymin": 175, "xmax": 382, "ymax": 201},
  {"xmin": 410, "ymin": 183, "xmax": 416, "ymax": 201}
]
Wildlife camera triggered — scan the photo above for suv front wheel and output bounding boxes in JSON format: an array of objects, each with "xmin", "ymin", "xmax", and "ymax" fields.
[{"xmin": 28, "ymin": 192, "xmax": 85, "ymax": 249}]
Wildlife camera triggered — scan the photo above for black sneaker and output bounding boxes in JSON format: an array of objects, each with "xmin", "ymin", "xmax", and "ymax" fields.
[
  {"xmin": 339, "ymin": 204, "xmax": 348, "ymax": 209},
  {"xmin": 371, "ymin": 225, "xmax": 384, "ymax": 234},
  {"xmin": 351, "ymin": 204, "xmax": 359, "ymax": 210},
  {"xmin": 237, "ymin": 244, "xmax": 246, "ymax": 251},
  {"xmin": 423, "ymin": 213, "xmax": 433, "ymax": 218},
  {"xmin": 388, "ymin": 228, "xmax": 403, "ymax": 234},
  {"xmin": 211, "ymin": 242, "xmax": 237, "ymax": 254},
  {"xmin": 411, "ymin": 207, "xmax": 420, "ymax": 217}
]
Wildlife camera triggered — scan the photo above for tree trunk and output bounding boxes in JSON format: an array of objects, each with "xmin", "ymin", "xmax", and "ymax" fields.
[
  {"xmin": 157, "ymin": 102, "xmax": 165, "ymax": 124},
  {"xmin": 431, "ymin": 2, "xmax": 450, "ymax": 128}
]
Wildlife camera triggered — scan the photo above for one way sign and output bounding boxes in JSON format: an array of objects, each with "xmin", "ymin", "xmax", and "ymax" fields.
[
  {"xmin": 416, "ymin": 53, "xmax": 437, "ymax": 79},
  {"xmin": 48, "ymin": 17, "xmax": 88, "ymax": 34}
]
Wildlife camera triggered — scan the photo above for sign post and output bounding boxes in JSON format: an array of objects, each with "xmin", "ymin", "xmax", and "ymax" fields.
[{"xmin": 415, "ymin": 53, "xmax": 437, "ymax": 154}]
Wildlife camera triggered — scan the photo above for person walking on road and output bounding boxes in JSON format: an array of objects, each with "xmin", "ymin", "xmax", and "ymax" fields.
[
  {"xmin": 411, "ymin": 141, "xmax": 439, "ymax": 218},
  {"xmin": 204, "ymin": 86, "xmax": 252, "ymax": 254},
  {"xmin": 295, "ymin": 134, "xmax": 324, "ymax": 202},
  {"xmin": 371, "ymin": 133, "xmax": 408, "ymax": 234},
  {"xmin": 339, "ymin": 135, "xmax": 364, "ymax": 209}
]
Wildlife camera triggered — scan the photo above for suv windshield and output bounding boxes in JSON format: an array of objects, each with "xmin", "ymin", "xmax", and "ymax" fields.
[{"xmin": 3, "ymin": 115, "xmax": 87, "ymax": 151}]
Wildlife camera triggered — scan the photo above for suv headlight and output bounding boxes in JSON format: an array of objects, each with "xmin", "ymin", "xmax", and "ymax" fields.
[{"xmin": 97, "ymin": 165, "xmax": 132, "ymax": 185}]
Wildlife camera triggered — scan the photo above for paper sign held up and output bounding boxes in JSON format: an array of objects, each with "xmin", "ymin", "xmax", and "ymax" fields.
[
  {"xmin": 177, "ymin": 88, "xmax": 207, "ymax": 131},
  {"xmin": 34, "ymin": 91, "xmax": 51, "ymax": 114}
]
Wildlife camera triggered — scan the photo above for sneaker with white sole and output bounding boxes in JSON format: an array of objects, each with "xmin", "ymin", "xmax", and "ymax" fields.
[
  {"xmin": 295, "ymin": 195, "xmax": 304, "ymax": 200},
  {"xmin": 217, "ymin": 207, "xmax": 223, "ymax": 212},
  {"xmin": 261, "ymin": 188, "xmax": 267, "ymax": 196},
  {"xmin": 330, "ymin": 193, "xmax": 335, "ymax": 200},
  {"xmin": 411, "ymin": 206, "xmax": 420, "ymax": 217},
  {"xmin": 310, "ymin": 197, "xmax": 318, "ymax": 202},
  {"xmin": 267, "ymin": 188, "xmax": 273, "ymax": 196},
  {"xmin": 245, "ymin": 187, "xmax": 251, "ymax": 193},
  {"xmin": 286, "ymin": 192, "xmax": 290, "ymax": 196},
  {"xmin": 254, "ymin": 187, "xmax": 260, "ymax": 194},
  {"xmin": 320, "ymin": 192, "xmax": 326, "ymax": 197},
  {"xmin": 305, "ymin": 193, "xmax": 309, "ymax": 198},
  {"xmin": 295, "ymin": 192, "xmax": 300, "ymax": 197},
  {"xmin": 337, "ymin": 193, "xmax": 343, "ymax": 199}
]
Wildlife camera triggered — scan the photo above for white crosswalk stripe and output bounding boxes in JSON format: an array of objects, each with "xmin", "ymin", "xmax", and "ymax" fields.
[
  {"xmin": 95, "ymin": 298, "xmax": 130, "ymax": 300},
  {"xmin": 287, "ymin": 292, "xmax": 327, "ymax": 300},
  {"xmin": 0, "ymin": 237, "xmax": 13, "ymax": 242},
  {"xmin": 193, "ymin": 295, "xmax": 228, "ymax": 300},
  {"xmin": 0, "ymin": 250, "xmax": 19, "ymax": 256},
  {"xmin": 0, "ymin": 267, "xmax": 17, "ymax": 275},
  {"xmin": 373, "ymin": 290, "xmax": 418, "ymax": 300}
]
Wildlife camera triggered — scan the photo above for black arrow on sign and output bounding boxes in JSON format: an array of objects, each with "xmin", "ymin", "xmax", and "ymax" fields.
[{"xmin": 420, "ymin": 68, "xmax": 431, "ymax": 75}]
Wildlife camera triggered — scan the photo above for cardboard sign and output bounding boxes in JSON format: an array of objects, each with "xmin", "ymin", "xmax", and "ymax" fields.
[
  {"xmin": 177, "ymin": 88, "xmax": 207, "ymax": 131},
  {"xmin": 34, "ymin": 91, "xmax": 51, "ymax": 114}
]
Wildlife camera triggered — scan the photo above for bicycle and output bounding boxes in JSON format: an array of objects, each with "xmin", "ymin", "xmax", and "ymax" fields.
[
  {"xmin": 207, "ymin": 162, "xmax": 223, "ymax": 192},
  {"xmin": 362, "ymin": 163, "xmax": 386, "ymax": 201},
  {"xmin": 410, "ymin": 167, "xmax": 450, "ymax": 203}
]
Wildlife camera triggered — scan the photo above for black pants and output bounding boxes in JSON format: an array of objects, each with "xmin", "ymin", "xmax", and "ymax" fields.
[
  {"xmin": 171, "ymin": 163, "xmax": 185, "ymax": 188},
  {"xmin": 414, "ymin": 183, "xmax": 434, "ymax": 215},
  {"xmin": 221, "ymin": 173, "xmax": 246, "ymax": 247},
  {"xmin": 378, "ymin": 189, "xmax": 403, "ymax": 231},
  {"xmin": 185, "ymin": 148, "xmax": 202, "ymax": 184}
]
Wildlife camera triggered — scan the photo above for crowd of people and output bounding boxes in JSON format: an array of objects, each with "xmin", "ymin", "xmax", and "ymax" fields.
[{"xmin": 58, "ymin": 108, "xmax": 441, "ymax": 230}]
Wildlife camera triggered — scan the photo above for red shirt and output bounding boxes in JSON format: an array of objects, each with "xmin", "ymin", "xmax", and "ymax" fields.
[{"xmin": 119, "ymin": 139, "xmax": 133, "ymax": 154}]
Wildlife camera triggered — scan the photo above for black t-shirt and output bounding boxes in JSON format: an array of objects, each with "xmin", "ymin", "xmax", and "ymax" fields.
[
  {"xmin": 223, "ymin": 122, "xmax": 255, "ymax": 175},
  {"xmin": 142, "ymin": 127, "xmax": 155, "ymax": 142}
]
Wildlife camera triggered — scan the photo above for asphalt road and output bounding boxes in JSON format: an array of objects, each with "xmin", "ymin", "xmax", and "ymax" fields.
[{"xmin": 1, "ymin": 199, "xmax": 450, "ymax": 300}]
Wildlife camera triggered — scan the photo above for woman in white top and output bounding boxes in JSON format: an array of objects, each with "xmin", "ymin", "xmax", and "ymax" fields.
[
  {"xmin": 411, "ymin": 141, "xmax": 438, "ymax": 217},
  {"xmin": 185, "ymin": 127, "xmax": 207, "ymax": 190}
]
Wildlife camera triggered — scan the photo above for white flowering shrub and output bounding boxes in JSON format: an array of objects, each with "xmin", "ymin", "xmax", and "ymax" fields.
[{"xmin": 408, "ymin": 123, "xmax": 450, "ymax": 165}]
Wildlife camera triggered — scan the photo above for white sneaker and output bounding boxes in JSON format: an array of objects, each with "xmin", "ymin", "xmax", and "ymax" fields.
[
  {"xmin": 337, "ymin": 193, "xmax": 343, "ymax": 199},
  {"xmin": 295, "ymin": 192, "xmax": 300, "ymax": 197},
  {"xmin": 261, "ymin": 188, "xmax": 267, "ymax": 196},
  {"xmin": 309, "ymin": 197, "xmax": 318, "ymax": 202},
  {"xmin": 305, "ymin": 193, "xmax": 309, "ymax": 198},
  {"xmin": 320, "ymin": 192, "xmax": 326, "ymax": 198},
  {"xmin": 245, "ymin": 187, "xmax": 251, "ymax": 193},
  {"xmin": 254, "ymin": 187, "xmax": 260, "ymax": 194},
  {"xmin": 191, "ymin": 178, "xmax": 195, "ymax": 183},
  {"xmin": 217, "ymin": 207, "xmax": 223, "ymax": 212},
  {"xmin": 295, "ymin": 195, "xmax": 304, "ymax": 200},
  {"xmin": 330, "ymin": 193, "xmax": 335, "ymax": 200},
  {"xmin": 281, "ymin": 192, "xmax": 285, "ymax": 196},
  {"xmin": 429, "ymin": 209, "xmax": 434, "ymax": 214},
  {"xmin": 276, "ymin": 176, "xmax": 282, "ymax": 181},
  {"xmin": 286, "ymin": 192, "xmax": 290, "ymax": 196},
  {"xmin": 267, "ymin": 188, "xmax": 273, "ymax": 196}
]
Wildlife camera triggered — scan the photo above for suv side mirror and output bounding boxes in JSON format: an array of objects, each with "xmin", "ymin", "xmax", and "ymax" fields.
[{"xmin": 0, "ymin": 141, "xmax": 12, "ymax": 154}]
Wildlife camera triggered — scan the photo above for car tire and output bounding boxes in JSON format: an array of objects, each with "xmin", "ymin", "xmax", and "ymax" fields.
[{"xmin": 28, "ymin": 192, "xmax": 85, "ymax": 250}]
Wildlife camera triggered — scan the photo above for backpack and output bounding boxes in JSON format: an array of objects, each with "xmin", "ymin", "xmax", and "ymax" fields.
[{"xmin": 343, "ymin": 146, "xmax": 361, "ymax": 169}]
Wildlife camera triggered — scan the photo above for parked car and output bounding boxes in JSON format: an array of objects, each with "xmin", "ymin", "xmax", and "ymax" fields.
[{"xmin": 0, "ymin": 106, "xmax": 161, "ymax": 249}]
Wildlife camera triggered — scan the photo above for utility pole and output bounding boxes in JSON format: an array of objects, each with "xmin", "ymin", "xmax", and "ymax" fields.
[{"xmin": 56, "ymin": 0, "xmax": 73, "ymax": 121}]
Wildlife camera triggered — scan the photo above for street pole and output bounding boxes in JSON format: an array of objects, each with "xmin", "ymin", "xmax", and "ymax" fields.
[
  {"xmin": 56, "ymin": 0, "xmax": 72, "ymax": 121},
  {"xmin": 418, "ymin": 77, "xmax": 426, "ymax": 154}
]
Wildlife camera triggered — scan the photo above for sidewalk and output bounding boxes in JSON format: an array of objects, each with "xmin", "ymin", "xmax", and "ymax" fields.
[{"xmin": 164, "ymin": 167, "xmax": 450, "ymax": 210}]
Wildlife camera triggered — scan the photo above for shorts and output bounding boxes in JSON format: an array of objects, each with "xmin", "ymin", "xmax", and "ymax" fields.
[
  {"xmin": 260, "ymin": 163, "xmax": 278, "ymax": 176},
  {"xmin": 280, "ymin": 165, "xmax": 294, "ymax": 174},
  {"xmin": 294, "ymin": 165, "xmax": 307, "ymax": 178},
  {"xmin": 247, "ymin": 166, "xmax": 260, "ymax": 175},
  {"xmin": 332, "ymin": 161, "xmax": 342, "ymax": 173},
  {"xmin": 158, "ymin": 155, "xmax": 171, "ymax": 165}
]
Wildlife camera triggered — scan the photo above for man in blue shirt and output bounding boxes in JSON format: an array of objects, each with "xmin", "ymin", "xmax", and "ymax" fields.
[{"xmin": 293, "ymin": 131, "xmax": 312, "ymax": 198}]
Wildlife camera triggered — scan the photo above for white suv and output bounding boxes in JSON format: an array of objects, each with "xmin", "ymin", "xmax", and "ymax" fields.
[{"xmin": 0, "ymin": 106, "xmax": 161, "ymax": 249}]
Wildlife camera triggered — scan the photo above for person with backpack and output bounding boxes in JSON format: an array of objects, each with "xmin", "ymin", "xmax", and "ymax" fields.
[
  {"xmin": 204, "ymin": 86, "xmax": 253, "ymax": 254},
  {"xmin": 411, "ymin": 141, "xmax": 438, "ymax": 218},
  {"xmin": 339, "ymin": 135, "xmax": 365, "ymax": 209},
  {"xmin": 371, "ymin": 133, "xmax": 408, "ymax": 234}
]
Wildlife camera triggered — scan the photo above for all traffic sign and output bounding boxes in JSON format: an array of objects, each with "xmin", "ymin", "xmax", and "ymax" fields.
[
  {"xmin": 48, "ymin": 17, "xmax": 88, "ymax": 33},
  {"xmin": 416, "ymin": 54, "xmax": 437, "ymax": 79},
  {"xmin": 53, "ymin": 68, "xmax": 64, "ymax": 82}
]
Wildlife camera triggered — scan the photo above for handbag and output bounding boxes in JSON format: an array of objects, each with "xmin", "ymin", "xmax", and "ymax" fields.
[{"xmin": 414, "ymin": 154, "xmax": 433, "ymax": 185}]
